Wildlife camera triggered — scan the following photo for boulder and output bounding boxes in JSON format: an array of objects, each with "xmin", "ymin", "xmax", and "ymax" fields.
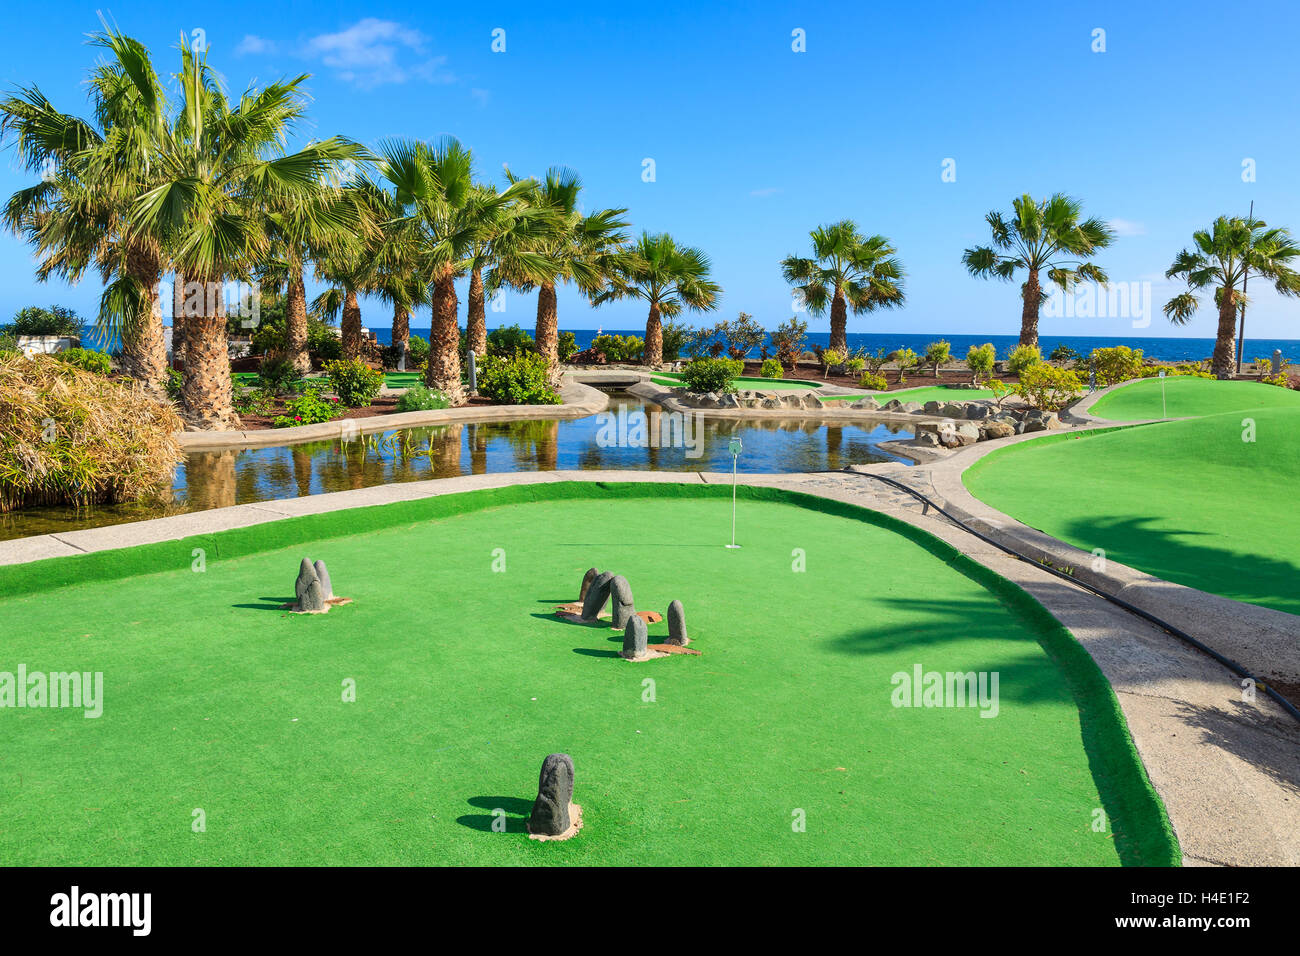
[
  {"xmin": 852, "ymin": 398, "xmax": 880, "ymax": 410},
  {"xmin": 294, "ymin": 558, "xmax": 326, "ymax": 613},
  {"xmin": 528, "ymin": 753, "xmax": 575, "ymax": 836},
  {"xmin": 581, "ymin": 571, "xmax": 615, "ymax": 620},
  {"xmin": 882, "ymin": 399, "xmax": 903, "ymax": 411},
  {"xmin": 621, "ymin": 615, "xmax": 649, "ymax": 660},
  {"xmin": 923, "ymin": 400, "xmax": 943, "ymax": 415},
  {"xmin": 899, "ymin": 401, "xmax": 923, "ymax": 414},
  {"xmin": 940, "ymin": 403, "xmax": 965, "ymax": 418},
  {"xmin": 980, "ymin": 420, "xmax": 1016, "ymax": 440},
  {"xmin": 964, "ymin": 403, "xmax": 991, "ymax": 420},
  {"xmin": 665, "ymin": 600, "xmax": 687, "ymax": 646},
  {"xmin": 312, "ymin": 560, "xmax": 334, "ymax": 600},
  {"xmin": 761, "ymin": 397, "xmax": 782, "ymax": 409},
  {"xmin": 609, "ymin": 575, "xmax": 635, "ymax": 628},
  {"xmin": 801, "ymin": 394, "xmax": 824, "ymax": 410},
  {"xmin": 579, "ymin": 567, "xmax": 599, "ymax": 601}
]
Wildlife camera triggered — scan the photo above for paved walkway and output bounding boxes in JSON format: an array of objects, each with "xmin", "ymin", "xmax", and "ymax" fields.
[{"xmin": 3, "ymin": 467, "xmax": 1296, "ymax": 865}]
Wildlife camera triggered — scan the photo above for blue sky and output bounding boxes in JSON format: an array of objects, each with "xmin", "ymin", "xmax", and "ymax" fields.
[{"xmin": 3, "ymin": 0, "xmax": 1300, "ymax": 339}]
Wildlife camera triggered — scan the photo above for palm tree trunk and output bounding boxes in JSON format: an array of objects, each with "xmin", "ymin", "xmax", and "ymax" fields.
[
  {"xmin": 342, "ymin": 289, "xmax": 364, "ymax": 360},
  {"xmin": 1019, "ymin": 268, "xmax": 1041, "ymax": 349},
  {"xmin": 467, "ymin": 267, "xmax": 487, "ymax": 356},
  {"xmin": 644, "ymin": 301, "xmax": 663, "ymax": 366},
  {"xmin": 180, "ymin": 282, "xmax": 239, "ymax": 430},
  {"xmin": 426, "ymin": 269, "xmax": 465, "ymax": 403},
  {"xmin": 392, "ymin": 302, "xmax": 410, "ymax": 356},
  {"xmin": 829, "ymin": 288, "xmax": 848, "ymax": 354},
  {"xmin": 172, "ymin": 272, "xmax": 187, "ymax": 370},
  {"xmin": 535, "ymin": 282, "xmax": 558, "ymax": 364},
  {"xmin": 118, "ymin": 252, "xmax": 167, "ymax": 397},
  {"xmin": 285, "ymin": 269, "xmax": 310, "ymax": 374},
  {"xmin": 1212, "ymin": 285, "xmax": 1239, "ymax": 378}
]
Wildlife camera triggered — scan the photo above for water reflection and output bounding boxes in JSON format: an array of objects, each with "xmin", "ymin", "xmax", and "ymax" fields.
[{"xmin": 0, "ymin": 393, "xmax": 913, "ymax": 540}]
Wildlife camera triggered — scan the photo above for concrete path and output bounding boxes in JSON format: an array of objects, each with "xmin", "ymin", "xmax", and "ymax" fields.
[{"xmin": 3, "ymin": 467, "xmax": 1296, "ymax": 865}]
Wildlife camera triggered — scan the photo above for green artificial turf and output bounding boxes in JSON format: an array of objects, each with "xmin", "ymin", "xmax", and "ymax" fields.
[
  {"xmin": 0, "ymin": 482, "xmax": 1176, "ymax": 866},
  {"xmin": 652, "ymin": 372, "xmax": 824, "ymax": 391},
  {"xmin": 822, "ymin": 385, "xmax": 992, "ymax": 405},
  {"xmin": 1088, "ymin": 376, "xmax": 1300, "ymax": 421},
  {"xmin": 964, "ymin": 410, "xmax": 1300, "ymax": 616}
]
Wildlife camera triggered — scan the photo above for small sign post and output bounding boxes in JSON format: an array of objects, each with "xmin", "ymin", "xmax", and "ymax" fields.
[{"xmin": 1159, "ymin": 367, "xmax": 1167, "ymax": 418}]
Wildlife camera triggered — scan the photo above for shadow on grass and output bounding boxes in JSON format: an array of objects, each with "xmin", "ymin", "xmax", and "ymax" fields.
[
  {"xmin": 1057, "ymin": 515, "xmax": 1300, "ymax": 617},
  {"xmin": 572, "ymin": 647, "xmax": 620, "ymax": 659},
  {"xmin": 457, "ymin": 795, "xmax": 533, "ymax": 833},
  {"xmin": 232, "ymin": 596, "xmax": 295, "ymax": 611}
]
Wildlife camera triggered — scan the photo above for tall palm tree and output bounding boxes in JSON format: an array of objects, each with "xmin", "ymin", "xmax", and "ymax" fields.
[
  {"xmin": 375, "ymin": 137, "xmax": 534, "ymax": 401},
  {"xmin": 782, "ymin": 221, "xmax": 906, "ymax": 355},
  {"xmin": 595, "ymin": 232, "xmax": 720, "ymax": 365},
  {"xmin": 0, "ymin": 27, "xmax": 171, "ymax": 396},
  {"xmin": 493, "ymin": 167, "xmax": 628, "ymax": 365},
  {"xmin": 262, "ymin": 177, "xmax": 367, "ymax": 373},
  {"xmin": 130, "ymin": 35, "xmax": 365, "ymax": 428},
  {"xmin": 366, "ymin": 185, "xmax": 430, "ymax": 362},
  {"xmin": 1164, "ymin": 216, "xmax": 1300, "ymax": 377},
  {"xmin": 962, "ymin": 194, "xmax": 1113, "ymax": 349},
  {"xmin": 311, "ymin": 182, "xmax": 386, "ymax": 362}
]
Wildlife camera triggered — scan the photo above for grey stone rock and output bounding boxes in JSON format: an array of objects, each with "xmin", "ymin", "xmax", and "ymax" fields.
[
  {"xmin": 964, "ymin": 403, "xmax": 991, "ymax": 420},
  {"xmin": 923, "ymin": 400, "xmax": 943, "ymax": 414},
  {"xmin": 852, "ymin": 397, "xmax": 880, "ymax": 410},
  {"xmin": 609, "ymin": 575, "xmax": 635, "ymax": 628},
  {"xmin": 718, "ymin": 393, "xmax": 741, "ymax": 408},
  {"xmin": 313, "ymin": 560, "xmax": 333, "ymax": 600},
  {"xmin": 666, "ymin": 600, "xmax": 687, "ymax": 645},
  {"xmin": 294, "ymin": 558, "xmax": 325, "ymax": 612},
  {"xmin": 915, "ymin": 431, "xmax": 940, "ymax": 447},
  {"xmin": 940, "ymin": 403, "xmax": 965, "ymax": 418},
  {"xmin": 883, "ymin": 399, "xmax": 903, "ymax": 410},
  {"xmin": 621, "ymin": 615, "xmax": 649, "ymax": 659},
  {"xmin": 899, "ymin": 401, "xmax": 923, "ymax": 413},
  {"xmin": 579, "ymin": 567, "xmax": 599, "ymax": 601},
  {"xmin": 761, "ymin": 397, "xmax": 781, "ymax": 409},
  {"xmin": 581, "ymin": 571, "xmax": 615, "ymax": 620},
  {"xmin": 528, "ymin": 753, "xmax": 575, "ymax": 836},
  {"xmin": 980, "ymin": 421, "xmax": 1016, "ymax": 440}
]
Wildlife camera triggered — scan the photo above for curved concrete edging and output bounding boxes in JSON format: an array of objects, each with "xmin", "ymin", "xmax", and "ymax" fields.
[
  {"xmin": 177, "ymin": 380, "xmax": 611, "ymax": 452},
  {"xmin": 915, "ymin": 424, "xmax": 1300, "ymax": 686},
  {"xmin": 2, "ymin": 467, "xmax": 1296, "ymax": 866}
]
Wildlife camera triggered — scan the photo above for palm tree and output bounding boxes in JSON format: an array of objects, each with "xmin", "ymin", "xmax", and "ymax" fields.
[
  {"xmin": 311, "ymin": 182, "xmax": 385, "ymax": 362},
  {"xmin": 781, "ymin": 221, "xmax": 906, "ymax": 355},
  {"xmin": 1164, "ymin": 216, "xmax": 1300, "ymax": 377},
  {"xmin": 130, "ymin": 35, "xmax": 365, "ymax": 428},
  {"xmin": 595, "ymin": 232, "xmax": 720, "ymax": 365},
  {"xmin": 375, "ymin": 137, "xmax": 534, "ymax": 401},
  {"xmin": 493, "ymin": 167, "xmax": 628, "ymax": 365},
  {"xmin": 962, "ymin": 194, "xmax": 1113, "ymax": 350},
  {"xmin": 0, "ymin": 27, "xmax": 171, "ymax": 396},
  {"xmin": 367, "ymin": 186, "xmax": 430, "ymax": 363},
  {"xmin": 262, "ymin": 177, "xmax": 367, "ymax": 373}
]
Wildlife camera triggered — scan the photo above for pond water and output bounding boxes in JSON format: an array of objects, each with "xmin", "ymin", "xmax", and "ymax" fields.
[{"xmin": 0, "ymin": 393, "xmax": 914, "ymax": 541}]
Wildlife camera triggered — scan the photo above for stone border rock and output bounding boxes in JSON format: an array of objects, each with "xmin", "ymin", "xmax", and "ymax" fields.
[
  {"xmin": 177, "ymin": 379, "xmax": 610, "ymax": 452},
  {"xmin": 1, "ymin": 468, "xmax": 1296, "ymax": 865}
]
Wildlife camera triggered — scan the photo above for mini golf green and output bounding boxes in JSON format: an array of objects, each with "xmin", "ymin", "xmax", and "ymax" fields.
[
  {"xmin": 1088, "ymin": 376, "xmax": 1300, "ymax": 421},
  {"xmin": 964, "ymin": 410, "xmax": 1300, "ymax": 617},
  {"xmin": 823, "ymin": 385, "xmax": 993, "ymax": 405},
  {"xmin": 652, "ymin": 372, "xmax": 824, "ymax": 391},
  {"xmin": 0, "ymin": 483, "xmax": 1176, "ymax": 866}
]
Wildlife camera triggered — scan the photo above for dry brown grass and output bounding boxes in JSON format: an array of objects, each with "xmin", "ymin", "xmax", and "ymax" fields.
[{"xmin": 0, "ymin": 353, "xmax": 183, "ymax": 513}]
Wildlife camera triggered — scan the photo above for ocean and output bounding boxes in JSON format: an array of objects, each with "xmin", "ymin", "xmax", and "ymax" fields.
[{"xmin": 82, "ymin": 326, "xmax": 1300, "ymax": 364}]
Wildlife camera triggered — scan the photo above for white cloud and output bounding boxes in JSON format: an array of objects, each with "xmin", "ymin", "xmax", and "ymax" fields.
[
  {"xmin": 749, "ymin": 187, "xmax": 781, "ymax": 198},
  {"xmin": 235, "ymin": 34, "xmax": 276, "ymax": 56},
  {"xmin": 303, "ymin": 19, "xmax": 454, "ymax": 88},
  {"xmin": 1109, "ymin": 218, "xmax": 1146, "ymax": 237}
]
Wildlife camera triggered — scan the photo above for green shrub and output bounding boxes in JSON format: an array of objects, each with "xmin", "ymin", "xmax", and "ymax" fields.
[
  {"xmin": 892, "ymin": 347, "xmax": 920, "ymax": 385},
  {"xmin": 272, "ymin": 391, "xmax": 341, "ymax": 427},
  {"xmin": 1007, "ymin": 344, "xmax": 1042, "ymax": 376},
  {"xmin": 718, "ymin": 313, "xmax": 765, "ymax": 360},
  {"xmin": 679, "ymin": 357, "xmax": 742, "ymax": 394},
  {"xmin": 760, "ymin": 358, "xmax": 784, "ymax": 379},
  {"xmin": 1015, "ymin": 363, "xmax": 1083, "ymax": 411},
  {"xmin": 259, "ymin": 355, "xmax": 299, "ymax": 394},
  {"xmin": 55, "ymin": 348, "xmax": 111, "ymax": 375},
  {"xmin": 845, "ymin": 357, "xmax": 866, "ymax": 375},
  {"xmin": 1089, "ymin": 346, "xmax": 1145, "ymax": 386},
  {"xmin": 166, "ymin": 367, "xmax": 183, "ymax": 402},
  {"xmin": 769, "ymin": 318, "xmax": 808, "ymax": 369},
  {"xmin": 406, "ymin": 335, "xmax": 430, "ymax": 367},
  {"xmin": 233, "ymin": 388, "xmax": 275, "ymax": 416},
  {"xmin": 1048, "ymin": 344, "xmax": 1080, "ymax": 365},
  {"xmin": 307, "ymin": 320, "xmax": 343, "ymax": 366},
  {"xmin": 2, "ymin": 305, "xmax": 83, "ymax": 338},
  {"xmin": 558, "ymin": 331, "xmax": 579, "ymax": 362},
  {"xmin": 923, "ymin": 340, "xmax": 951, "ymax": 376},
  {"xmin": 396, "ymin": 384, "xmax": 452, "ymax": 412},
  {"xmin": 477, "ymin": 351, "xmax": 561, "ymax": 405},
  {"xmin": 858, "ymin": 372, "xmax": 888, "ymax": 391},
  {"xmin": 325, "ymin": 359, "xmax": 384, "ymax": 408},
  {"xmin": 487, "ymin": 324, "xmax": 535, "ymax": 357},
  {"xmin": 821, "ymin": 348, "xmax": 844, "ymax": 371},
  {"xmin": 966, "ymin": 342, "xmax": 996, "ymax": 384},
  {"xmin": 659, "ymin": 322, "xmax": 689, "ymax": 362},
  {"xmin": 591, "ymin": 333, "xmax": 644, "ymax": 363}
]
